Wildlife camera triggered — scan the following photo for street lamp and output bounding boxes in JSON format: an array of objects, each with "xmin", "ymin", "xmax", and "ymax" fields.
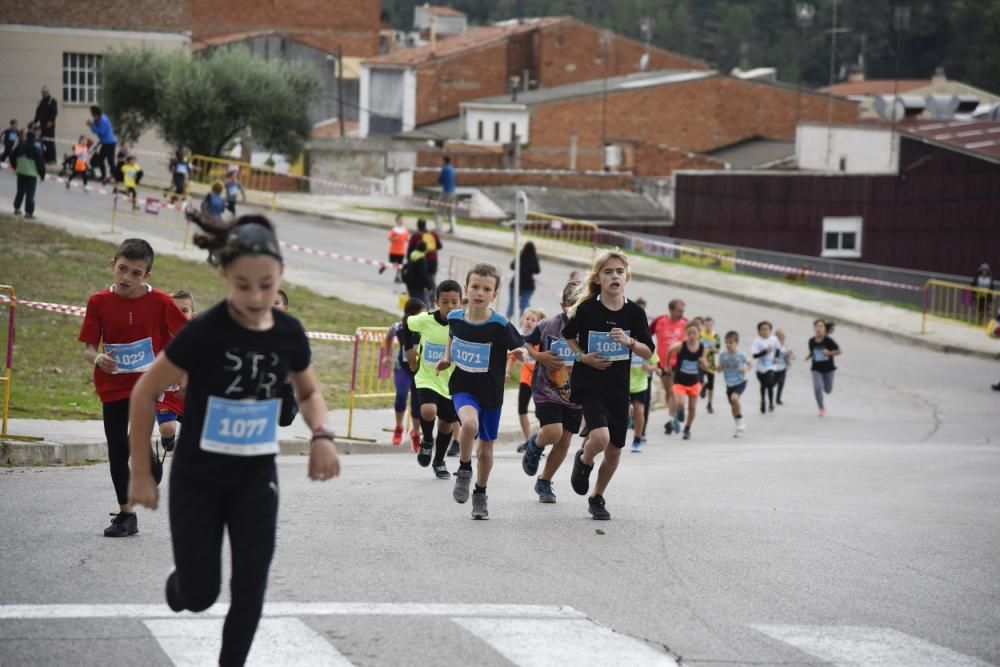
[{"xmin": 795, "ymin": 3, "xmax": 815, "ymax": 127}]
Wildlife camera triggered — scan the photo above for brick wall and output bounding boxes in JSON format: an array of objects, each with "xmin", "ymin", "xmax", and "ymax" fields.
[
  {"xmin": 191, "ymin": 0, "xmax": 380, "ymax": 56},
  {"xmin": 13, "ymin": 0, "xmax": 190, "ymax": 31},
  {"xmin": 415, "ymin": 40, "xmax": 511, "ymax": 126}
]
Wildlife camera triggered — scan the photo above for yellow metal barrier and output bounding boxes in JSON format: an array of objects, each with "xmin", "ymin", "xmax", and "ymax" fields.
[
  {"xmin": 190, "ymin": 154, "xmax": 279, "ymax": 210},
  {"xmin": 345, "ymin": 327, "xmax": 395, "ymax": 443},
  {"xmin": 524, "ymin": 211, "xmax": 597, "ymax": 261},
  {"xmin": 921, "ymin": 279, "xmax": 1000, "ymax": 334},
  {"xmin": 0, "ymin": 285, "xmax": 44, "ymax": 443},
  {"xmin": 110, "ymin": 188, "xmax": 192, "ymax": 249}
]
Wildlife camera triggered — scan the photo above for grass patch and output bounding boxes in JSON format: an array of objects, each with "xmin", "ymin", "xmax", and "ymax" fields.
[{"xmin": 0, "ymin": 216, "xmax": 394, "ymax": 419}]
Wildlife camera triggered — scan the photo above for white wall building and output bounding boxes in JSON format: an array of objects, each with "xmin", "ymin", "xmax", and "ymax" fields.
[
  {"xmin": 413, "ymin": 5, "xmax": 468, "ymax": 37},
  {"xmin": 358, "ymin": 65, "xmax": 417, "ymax": 137},
  {"xmin": 460, "ymin": 103, "xmax": 529, "ymax": 144},
  {"xmin": 796, "ymin": 122, "xmax": 898, "ymax": 174}
]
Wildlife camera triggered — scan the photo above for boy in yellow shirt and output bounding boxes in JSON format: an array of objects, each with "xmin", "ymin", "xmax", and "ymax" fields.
[{"xmin": 120, "ymin": 154, "xmax": 143, "ymax": 210}]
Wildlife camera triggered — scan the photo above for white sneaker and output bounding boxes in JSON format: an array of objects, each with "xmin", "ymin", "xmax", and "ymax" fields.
[{"xmin": 736, "ymin": 418, "xmax": 746, "ymax": 433}]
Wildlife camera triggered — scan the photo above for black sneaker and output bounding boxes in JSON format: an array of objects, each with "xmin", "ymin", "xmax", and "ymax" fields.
[
  {"xmin": 768, "ymin": 403, "xmax": 775, "ymax": 413},
  {"xmin": 993, "ymin": 382, "xmax": 1000, "ymax": 392},
  {"xmin": 665, "ymin": 420, "xmax": 674, "ymax": 435},
  {"xmin": 165, "ymin": 570, "xmax": 184, "ymax": 612},
  {"xmin": 104, "ymin": 511, "xmax": 138, "ymax": 537},
  {"xmin": 760, "ymin": 402, "xmax": 766, "ymax": 414},
  {"xmin": 417, "ymin": 441, "xmax": 433, "ymax": 467},
  {"xmin": 516, "ymin": 441, "xmax": 528, "ymax": 453},
  {"xmin": 432, "ymin": 461, "xmax": 450, "ymax": 479},
  {"xmin": 471, "ymin": 493, "xmax": 488, "ymax": 520},
  {"xmin": 447, "ymin": 440, "xmax": 460, "ymax": 457},
  {"xmin": 588, "ymin": 495, "xmax": 611, "ymax": 520},
  {"xmin": 535, "ymin": 478, "xmax": 556, "ymax": 503},
  {"xmin": 521, "ymin": 433, "xmax": 542, "ymax": 476},
  {"xmin": 682, "ymin": 426, "xmax": 691, "ymax": 440},
  {"xmin": 570, "ymin": 449, "xmax": 593, "ymax": 496},
  {"xmin": 162, "ymin": 436, "xmax": 176, "ymax": 453}
]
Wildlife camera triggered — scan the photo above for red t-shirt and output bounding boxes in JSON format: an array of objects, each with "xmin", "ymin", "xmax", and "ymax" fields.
[
  {"xmin": 157, "ymin": 388, "xmax": 185, "ymax": 417},
  {"xmin": 651, "ymin": 315, "xmax": 688, "ymax": 369},
  {"xmin": 78, "ymin": 286, "xmax": 189, "ymax": 403}
]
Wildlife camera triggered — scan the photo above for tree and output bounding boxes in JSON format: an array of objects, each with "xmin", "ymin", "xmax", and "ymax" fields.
[{"xmin": 101, "ymin": 46, "xmax": 319, "ymax": 158}]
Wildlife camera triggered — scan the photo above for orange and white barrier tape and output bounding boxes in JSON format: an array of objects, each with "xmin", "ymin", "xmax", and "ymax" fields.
[{"xmin": 278, "ymin": 241, "xmax": 388, "ymax": 270}]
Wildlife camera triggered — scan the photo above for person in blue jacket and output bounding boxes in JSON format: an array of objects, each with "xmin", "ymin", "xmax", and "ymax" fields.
[{"xmin": 86, "ymin": 105, "xmax": 117, "ymax": 185}]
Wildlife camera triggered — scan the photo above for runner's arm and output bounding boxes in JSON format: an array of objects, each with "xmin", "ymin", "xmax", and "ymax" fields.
[{"xmin": 291, "ymin": 367, "xmax": 340, "ymax": 481}]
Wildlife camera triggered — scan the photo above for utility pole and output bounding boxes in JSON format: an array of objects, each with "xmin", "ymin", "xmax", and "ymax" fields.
[
  {"xmin": 337, "ymin": 45, "xmax": 345, "ymax": 138},
  {"xmin": 824, "ymin": 0, "xmax": 849, "ymax": 165},
  {"xmin": 795, "ymin": 4, "xmax": 815, "ymax": 129},
  {"xmin": 890, "ymin": 6, "xmax": 910, "ymax": 170}
]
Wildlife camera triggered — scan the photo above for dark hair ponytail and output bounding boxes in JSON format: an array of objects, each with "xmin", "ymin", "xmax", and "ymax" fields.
[{"xmin": 187, "ymin": 211, "xmax": 282, "ymax": 267}]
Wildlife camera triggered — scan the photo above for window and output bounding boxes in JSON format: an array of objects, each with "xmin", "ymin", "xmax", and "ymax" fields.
[
  {"xmin": 62, "ymin": 53, "xmax": 102, "ymax": 105},
  {"xmin": 822, "ymin": 217, "xmax": 863, "ymax": 259},
  {"xmin": 477, "ymin": 120, "xmax": 484, "ymax": 141},
  {"xmin": 494, "ymin": 122, "xmax": 500, "ymax": 142},
  {"xmin": 511, "ymin": 122, "xmax": 518, "ymax": 143}
]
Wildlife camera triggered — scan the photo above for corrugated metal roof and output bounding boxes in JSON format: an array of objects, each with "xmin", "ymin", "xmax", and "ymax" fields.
[
  {"xmin": 707, "ymin": 138, "xmax": 796, "ymax": 169},
  {"xmin": 901, "ymin": 120, "xmax": 1000, "ymax": 163},
  {"xmin": 478, "ymin": 185, "xmax": 670, "ymax": 222}
]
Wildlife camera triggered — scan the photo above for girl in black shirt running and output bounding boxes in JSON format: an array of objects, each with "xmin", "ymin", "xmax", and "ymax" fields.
[
  {"xmin": 808, "ymin": 319, "xmax": 841, "ymax": 416},
  {"xmin": 127, "ymin": 212, "xmax": 340, "ymax": 667}
]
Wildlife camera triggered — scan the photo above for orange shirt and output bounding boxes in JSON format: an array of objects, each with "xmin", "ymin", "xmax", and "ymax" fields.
[
  {"xmin": 510, "ymin": 345, "xmax": 538, "ymax": 385},
  {"xmin": 652, "ymin": 316, "xmax": 688, "ymax": 368},
  {"xmin": 388, "ymin": 226, "xmax": 409, "ymax": 255}
]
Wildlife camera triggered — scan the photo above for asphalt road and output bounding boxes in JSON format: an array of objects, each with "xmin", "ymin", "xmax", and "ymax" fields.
[{"xmin": 1, "ymin": 172, "xmax": 998, "ymax": 666}]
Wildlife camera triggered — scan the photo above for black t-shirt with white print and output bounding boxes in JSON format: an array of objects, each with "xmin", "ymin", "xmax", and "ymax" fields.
[
  {"xmin": 165, "ymin": 300, "xmax": 311, "ymax": 468},
  {"xmin": 562, "ymin": 296, "xmax": 654, "ymax": 408}
]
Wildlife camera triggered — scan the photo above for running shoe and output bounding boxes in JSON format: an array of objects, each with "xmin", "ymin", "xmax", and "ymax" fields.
[
  {"xmin": 736, "ymin": 417, "xmax": 746, "ymax": 433},
  {"xmin": 471, "ymin": 493, "xmax": 489, "ymax": 520},
  {"xmin": 453, "ymin": 467, "xmax": 473, "ymax": 503},
  {"xmin": 570, "ymin": 449, "xmax": 593, "ymax": 496},
  {"xmin": 768, "ymin": 403, "xmax": 775, "ymax": 413},
  {"xmin": 760, "ymin": 402, "xmax": 766, "ymax": 414},
  {"xmin": 682, "ymin": 426, "xmax": 691, "ymax": 440},
  {"xmin": 162, "ymin": 436, "xmax": 176, "ymax": 453},
  {"xmin": 631, "ymin": 440, "xmax": 642, "ymax": 453},
  {"xmin": 447, "ymin": 440, "xmax": 460, "ymax": 457},
  {"xmin": 391, "ymin": 426, "xmax": 403, "ymax": 446},
  {"xmin": 25, "ymin": 213, "xmax": 35, "ymax": 220},
  {"xmin": 417, "ymin": 442, "xmax": 433, "ymax": 467},
  {"xmin": 521, "ymin": 433, "xmax": 542, "ymax": 476},
  {"xmin": 410, "ymin": 432, "xmax": 420, "ymax": 454},
  {"xmin": 535, "ymin": 478, "xmax": 556, "ymax": 503},
  {"xmin": 818, "ymin": 408, "xmax": 825, "ymax": 417},
  {"xmin": 672, "ymin": 416, "xmax": 681, "ymax": 433},
  {"xmin": 103, "ymin": 511, "xmax": 138, "ymax": 538},
  {"xmin": 777, "ymin": 399, "xmax": 784, "ymax": 406},
  {"xmin": 432, "ymin": 461, "xmax": 450, "ymax": 479},
  {"xmin": 516, "ymin": 441, "xmax": 528, "ymax": 453},
  {"xmin": 706, "ymin": 403, "xmax": 714, "ymax": 414},
  {"xmin": 665, "ymin": 420, "xmax": 674, "ymax": 435},
  {"xmin": 588, "ymin": 495, "xmax": 611, "ymax": 520},
  {"xmin": 165, "ymin": 570, "xmax": 184, "ymax": 612},
  {"xmin": 992, "ymin": 383, "xmax": 1000, "ymax": 392}
]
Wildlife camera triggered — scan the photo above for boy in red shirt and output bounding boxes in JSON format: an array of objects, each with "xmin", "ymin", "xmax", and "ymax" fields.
[
  {"xmin": 79, "ymin": 238, "xmax": 190, "ymax": 537},
  {"xmin": 650, "ymin": 298, "xmax": 687, "ymax": 434},
  {"xmin": 155, "ymin": 290, "xmax": 196, "ymax": 455}
]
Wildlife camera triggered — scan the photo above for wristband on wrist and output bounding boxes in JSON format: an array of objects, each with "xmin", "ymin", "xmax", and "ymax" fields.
[
  {"xmin": 94, "ymin": 353, "xmax": 105, "ymax": 367},
  {"xmin": 573, "ymin": 351, "xmax": 582, "ymax": 362},
  {"xmin": 310, "ymin": 429, "xmax": 336, "ymax": 445}
]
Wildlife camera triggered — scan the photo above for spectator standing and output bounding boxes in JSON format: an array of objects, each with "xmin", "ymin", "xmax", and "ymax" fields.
[
  {"xmin": 33, "ymin": 86, "xmax": 58, "ymax": 164},
  {"xmin": 507, "ymin": 241, "xmax": 541, "ymax": 318},
  {"xmin": 971, "ymin": 263, "xmax": 994, "ymax": 325},
  {"xmin": 2, "ymin": 119, "xmax": 18, "ymax": 163},
  {"xmin": 407, "ymin": 218, "xmax": 442, "ymax": 285},
  {"xmin": 435, "ymin": 155, "xmax": 457, "ymax": 234},
  {"xmin": 10, "ymin": 129, "xmax": 46, "ymax": 219},
  {"xmin": 86, "ymin": 105, "xmax": 117, "ymax": 185}
]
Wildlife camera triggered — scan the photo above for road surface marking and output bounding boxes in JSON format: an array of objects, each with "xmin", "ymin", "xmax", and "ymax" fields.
[
  {"xmin": 452, "ymin": 617, "xmax": 678, "ymax": 667},
  {"xmin": 752, "ymin": 625, "xmax": 992, "ymax": 667},
  {"xmin": 144, "ymin": 617, "xmax": 354, "ymax": 666},
  {"xmin": 0, "ymin": 602, "xmax": 584, "ymax": 620}
]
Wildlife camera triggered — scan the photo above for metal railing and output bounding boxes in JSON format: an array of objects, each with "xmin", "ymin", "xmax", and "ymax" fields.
[
  {"xmin": 523, "ymin": 211, "xmax": 597, "ymax": 260},
  {"xmin": 189, "ymin": 154, "xmax": 279, "ymax": 209},
  {"xmin": 921, "ymin": 280, "xmax": 1000, "ymax": 334},
  {"xmin": 0, "ymin": 285, "xmax": 43, "ymax": 443}
]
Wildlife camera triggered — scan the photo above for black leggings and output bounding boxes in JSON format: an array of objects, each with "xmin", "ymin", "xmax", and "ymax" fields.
[
  {"xmin": 756, "ymin": 371, "xmax": 775, "ymax": 408},
  {"xmin": 169, "ymin": 459, "xmax": 278, "ymax": 667},
  {"xmin": 775, "ymin": 369, "xmax": 787, "ymax": 402},
  {"xmin": 95, "ymin": 142, "xmax": 116, "ymax": 181},
  {"xmin": 102, "ymin": 398, "xmax": 154, "ymax": 505}
]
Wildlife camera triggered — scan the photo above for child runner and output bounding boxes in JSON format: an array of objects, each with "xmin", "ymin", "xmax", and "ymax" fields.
[
  {"xmin": 564, "ymin": 250, "xmax": 654, "ymax": 521},
  {"xmin": 127, "ymin": 213, "xmax": 340, "ymax": 667},
  {"xmin": 629, "ymin": 347, "xmax": 659, "ymax": 452},
  {"xmin": 64, "ymin": 135, "xmax": 90, "ymax": 190},
  {"xmin": 717, "ymin": 331, "xmax": 752, "ymax": 437},
  {"xmin": 273, "ymin": 289, "xmax": 289, "ymax": 311},
  {"xmin": 668, "ymin": 323, "xmax": 707, "ymax": 440},
  {"xmin": 202, "ymin": 181, "xmax": 227, "ymax": 218},
  {"xmin": 168, "ymin": 146, "xmax": 191, "ymax": 203},
  {"xmin": 120, "ymin": 155, "xmax": 143, "ymax": 211},
  {"xmin": 224, "ymin": 169, "xmax": 247, "ymax": 216},
  {"xmin": 699, "ymin": 316, "xmax": 721, "ymax": 414},
  {"xmin": 384, "ymin": 298, "xmax": 426, "ymax": 447},
  {"xmin": 385, "ymin": 215, "xmax": 410, "ymax": 283},
  {"xmin": 405, "ymin": 280, "xmax": 463, "ymax": 477},
  {"xmin": 633, "ymin": 297, "xmax": 653, "ymax": 443},
  {"xmin": 808, "ymin": 320, "xmax": 841, "ymax": 416},
  {"xmin": 78, "ymin": 238, "xmax": 189, "ymax": 537},
  {"xmin": 435, "ymin": 264, "xmax": 525, "ymax": 520},
  {"xmin": 155, "ymin": 290, "xmax": 197, "ymax": 455},
  {"xmin": 521, "ymin": 282, "xmax": 582, "ymax": 502},
  {"xmin": 510, "ymin": 307, "xmax": 543, "ymax": 453},
  {"xmin": 773, "ymin": 328, "xmax": 793, "ymax": 406},
  {"xmin": 651, "ymin": 299, "xmax": 687, "ymax": 434},
  {"xmin": 751, "ymin": 321, "xmax": 779, "ymax": 414},
  {"xmin": 1, "ymin": 119, "xmax": 17, "ymax": 163}
]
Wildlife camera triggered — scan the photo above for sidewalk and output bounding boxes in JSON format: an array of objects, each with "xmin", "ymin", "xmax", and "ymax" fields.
[
  {"xmin": 1, "ymin": 389, "xmax": 529, "ymax": 465},
  {"xmin": 274, "ymin": 192, "xmax": 1000, "ymax": 361}
]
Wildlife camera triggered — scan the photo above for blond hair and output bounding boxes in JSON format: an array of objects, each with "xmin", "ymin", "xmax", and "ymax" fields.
[
  {"xmin": 522, "ymin": 307, "xmax": 546, "ymax": 322},
  {"xmin": 567, "ymin": 249, "xmax": 631, "ymax": 318}
]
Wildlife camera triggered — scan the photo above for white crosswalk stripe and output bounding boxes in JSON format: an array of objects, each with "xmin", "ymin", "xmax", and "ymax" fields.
[{"xmin": 753, "ymin": 625, "xmax": 993, "ymax": 667}]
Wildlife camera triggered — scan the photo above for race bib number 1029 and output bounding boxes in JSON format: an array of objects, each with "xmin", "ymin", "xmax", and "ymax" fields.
[{"xmin": 103, "ymin": 337, "xmax": 155, "ymax": 373}]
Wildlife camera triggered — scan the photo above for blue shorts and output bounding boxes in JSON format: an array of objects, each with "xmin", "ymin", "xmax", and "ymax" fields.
[
  {"xmin": 452, "ymin": 392, "xmax": 502, "ymax": 442},
  {"xmin": 156, "ymin": 408, "xmax": 178, "ymax": 425}
]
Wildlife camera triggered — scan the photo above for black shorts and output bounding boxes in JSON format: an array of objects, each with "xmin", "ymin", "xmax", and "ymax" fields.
[
  {"xmin": 389, "ymin": 253, "xmax": 404, "ymax": 265},
  {"xmin": 226, "ymin": 199, "xmax": 236, "ymax": 214},
  {"xmin": 172, "ymin": 172, "xmax": 186, "ymax": 195},
  {"xmin": 703, "ymin": 372, "xmax": 715, "ymax": 391},
  {"xmin": 579, "ymin": 397, "xmax": 629, "ymax": 448},
  {"xmin": 726, "ymin": 382, "xmax": 747, "ymax": 400},
  {"xmin": 630, "ymin": 389, "xmax": 650, "ymax": 405},
  {"xmin": 417, "ymin": 387, "xmax": 458, "ymax": 423},
  {"xmin": 518, "ymin": 382, "xmax": 532, "ymax": 415},
  {"xmin": 535, "ymin": 401, "xmax": 583, "ymax": 434}
]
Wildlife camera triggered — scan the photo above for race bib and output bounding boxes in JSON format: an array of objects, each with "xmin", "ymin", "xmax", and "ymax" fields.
[
  {"xmin": 103, "ymin": 338, "xmax": 154, "ymax": 373},
  {"xmin": 549, "ymin": 338, "xmax": 575, "ymax": 366},
  {"xmin": 588, "ymin": 330, "xmax": 630, "ymax": 362},
  {"xmin": 199, "ymin": 396, "xmax": 281, "ymax": 456},
  {"xmin": 680, "ymin": 359, "xmax": 700, "ymax": 375},
  {"xmin": 724, "ymin": 371, "xmax": 744, "ymax": 387},
  {"xmin": 759, "ymin": 353, "xmax": 774, "ymax": 368},
  {"xmin": 451, "ymin": 337, "xmax": 491, "ymax": 373},
  {"xmin": 812, "ymin": 348, "xmax": 829, "ymax": 362},
  {"xmin": 631, "ymin": 353, "xmax": 645, "ymax": 367},
  {"xmin": 422, "ymin": 342, "xmax": 446, "ymax": 364}
]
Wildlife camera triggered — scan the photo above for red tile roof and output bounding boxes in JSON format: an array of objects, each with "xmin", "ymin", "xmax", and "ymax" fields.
[
  {"xmin": 901, "ymin": 120, "xmax": 1000, "ymax": 163},
  {"xmin": 820, "ymin": 79, "xmax": 932, "ymax": 97}
]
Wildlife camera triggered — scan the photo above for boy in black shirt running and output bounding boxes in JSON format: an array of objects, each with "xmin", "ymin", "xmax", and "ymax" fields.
[
  {"xmin": 436, "ymin": 263, "xmax": 525, "ymax": 520},
  {"xmin": 563, "ymin": 250, "xmax": 654, "ymax": 520}
]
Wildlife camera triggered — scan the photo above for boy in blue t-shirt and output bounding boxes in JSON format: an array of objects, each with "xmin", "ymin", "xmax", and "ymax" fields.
[
  {"xmin": 436, "ymin": 263, "xmax": 525, "ymax": 520},
  {"xmin": 1, "ymin": 119, "xmax": 18, "ymax": 163}
]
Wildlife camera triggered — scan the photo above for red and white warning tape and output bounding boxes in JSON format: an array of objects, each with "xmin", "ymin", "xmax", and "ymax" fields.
[{"xmin": 279, "ymin": 241, "xmax": 388, "ymax": 270}]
